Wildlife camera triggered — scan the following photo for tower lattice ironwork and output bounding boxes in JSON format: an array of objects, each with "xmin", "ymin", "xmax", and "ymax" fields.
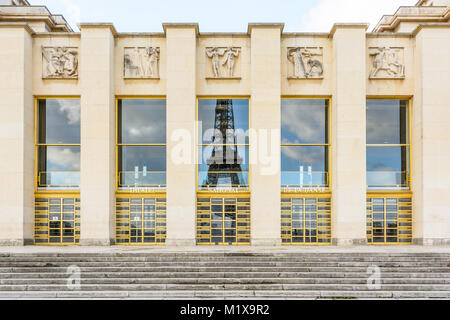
[{"xmin": 204, "ymin": 99, "xmax": 243, "ymax": 187}]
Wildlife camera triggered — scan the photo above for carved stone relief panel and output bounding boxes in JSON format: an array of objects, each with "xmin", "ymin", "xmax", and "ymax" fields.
[
  {"xmin": 205, "ymin": 47, "xmax": 241, "ymax": 79},
  {"xmin": 369, "ymin": 47, "xmax": 405, "ymax": 79},
  {"xmin": 124, "ymin": 47, "xmax": 160, "ymax": 79},
  {"xmin": 287, "ymin": 47, "xmax": 324, "ymax": 79},
  {"xmin": 42, "ymin": 46, "xmax": 78, "ymax": 79}
]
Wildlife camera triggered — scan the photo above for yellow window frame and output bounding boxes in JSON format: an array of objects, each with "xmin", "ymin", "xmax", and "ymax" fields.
[
  {"xmin": 115, "ymin": 96, "xmax": 167, "ymax": 194},
  {"xmin": 280, "ymin": 96, "xmax": 332, "ymax": 192},
  {"xmin": 196, "ymin": 96, "xmax": 251, "ymax": 194}
]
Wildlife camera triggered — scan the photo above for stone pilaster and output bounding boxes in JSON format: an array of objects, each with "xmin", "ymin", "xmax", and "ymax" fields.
[
  {"xmin": 413, "ymin": 25, "xmax": 450, "ymax": 245},
  {"xmin": 331, "ymin": 24, "xmax": 368, "ymax": 245},
  {"xmin": 0, "ymin": 24, "xmax": 34, "ymax": 246},
  {"xmin": 79, "ymin": 23, "xmax": 116, "ymax": 246},
  {"xmin": 164, "ymin": 24, "xmax": 198, "ymax": 246},
  {"xmin": 249, "ymin": 24, "xmax": 283, "ymax": 246}
]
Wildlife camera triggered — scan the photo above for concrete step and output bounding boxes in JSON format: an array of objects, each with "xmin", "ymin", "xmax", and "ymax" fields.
[
  {"xmin": 0, "ymin": 252, "xmax": 447, "ymax": 299},
  {"xmin": 1, "ymin": 266, "xmax": 449, "ymax": 273},
  {"xmin": 1, "ymin": 277, "xmax": 449, "ymax": 285},
  {"xmin": 0, "ymin": 290, "xmax": 449, "ymax": 300},
  {"xmin": 1, "ymin": 261, "xmax": 448, "ymax": 268},
  {"xmin": 1, "ymin": 253, "xmax": 449, "ymax": 258},
  {"xmin": 1, "ymin": 256, "xmax": 448, "ymax": 263},
  {"xmin": 1, "ymin": 271, "xmax": 449, "ymax": 279},
  {"xmin": 0, "ymin": 283, "xmax": 449, "ymax": 292}
]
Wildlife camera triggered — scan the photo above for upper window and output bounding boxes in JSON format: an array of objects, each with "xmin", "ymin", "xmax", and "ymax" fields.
[
  {"xmin": 198, "ymin": 99, "xmax": 250, "ymax": 191},
  {"xmin": 281, "ymin": 99, "xmax": 329, "ymax": 191},
  {"xmin": 117, "ymin": 99, "xmax": 166, "ymax": 191},
  {"xmin": 366, "ymin": 99, "xmax": 410, "ymax": 190},
  {"xmin": 37, "ymin": 99, "xmax": 81, "ymax": 190}
]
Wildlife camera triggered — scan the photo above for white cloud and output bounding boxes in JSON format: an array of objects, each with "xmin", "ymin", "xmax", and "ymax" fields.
[
  {"xmin": 57, "ymin": 99, "xmax": 80, "ymax": 125},
  {"xmin": 301, "ymin": 0, "xmax": 417, "ymax": 32},
  {"xmin": 48, "ymin": 147, "xmax": 80, "ymax": 171}
]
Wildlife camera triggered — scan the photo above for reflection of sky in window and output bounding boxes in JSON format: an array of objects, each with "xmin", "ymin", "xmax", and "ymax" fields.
[
  {"xmin": 119, "ymin": 146, "xmax": 166, "ymax": 172},
  {"xmin": 367, "ymin": 100, "xmax": 408, "ymax": 145},
  {"xmin": 39, "ymin": 99, "xmax": 80, "ymax": 144},
  {"xmin": 281, "ymin": 146, "xmax": 326, "ymax": 171},
  {"xmin": 367, "ymin": 147, "xmax": 407, "ymax": 172},
  {"xmin": 119, "ymin": 99, "xmax": 166, "ymax": 144},
  {"xmin": 198, "ymin": 99, "xmax": 249, "ymax": 145},
  {"xmin": 281, "ymin": 99, "xmax": 328, "ymax": 145},
  {"xmin": 43, "ymin": 172, "xmax": 80, "ymax": 188},
  {"xmin": 44, "ymin": 146, "xmax": 80, "ymax": 171}
]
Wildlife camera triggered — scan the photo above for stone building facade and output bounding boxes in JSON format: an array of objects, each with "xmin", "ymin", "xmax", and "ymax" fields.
[{"xmin": 0, "ymin": 0, "xmax": 449, "ymax": 246}]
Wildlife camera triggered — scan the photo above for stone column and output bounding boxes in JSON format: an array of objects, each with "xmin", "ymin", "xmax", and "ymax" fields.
[
  {"xmin": 249, "ymin": 24, "xmax": 283, "ymax": 246},
  {"xmin": 164, "ymin": 24, "xmax": 198, "ymax": 246},
  {"xmin": 79, "ymin": 24, "xmax": 116, "ymax": 246},
  {"xmin": 330, "ymin": 24, "xmax": 368, "ymax": 246},
  {"xmin": 0, "ymin": 24, "xmax": 34, "ymax": 246},
  {"xmin": 413, "ymin": 25, "xmax": 450, "ymax": 245}
]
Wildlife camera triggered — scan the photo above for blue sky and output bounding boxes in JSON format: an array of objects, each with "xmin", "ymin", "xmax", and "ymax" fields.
[{"xmin": 31, "ymin": 0, "xmax": 417, "ymax": 33}]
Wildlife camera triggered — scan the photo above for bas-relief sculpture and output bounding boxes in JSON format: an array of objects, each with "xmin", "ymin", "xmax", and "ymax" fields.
[
  {"xmin": 369, "ymin": 47, "xmax": 405, "ymax": 79},
  {"xmin": 288, "ymin": 47, "xmax": 323, "ymax": 79},
  {"xmin": 124, "ymin": 47, "xmax": 160, "ymax": 79},
  {"xmin": 206, "ymin": 47, "xmax": 241, "ymax": 78},
  {"xmin": 42, "ymin": 46, "xmax": 78, "ymax": 79}
]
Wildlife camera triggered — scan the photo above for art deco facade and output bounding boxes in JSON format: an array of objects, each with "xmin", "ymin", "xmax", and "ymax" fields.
[{"xmin": 0, "ymin": 0, "xmax": 449, "ymax": 246}]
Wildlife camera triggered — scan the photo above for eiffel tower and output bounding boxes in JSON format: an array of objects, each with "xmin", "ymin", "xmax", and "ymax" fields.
[{"xmin": 204, "ymin": 99, "xmax": 243, "ymax": 187}]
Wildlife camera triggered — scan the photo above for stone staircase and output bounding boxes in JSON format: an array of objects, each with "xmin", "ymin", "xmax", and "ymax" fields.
[{"xmin": 0, "ymin": 252, "xmax": 449, "ymax": 299}]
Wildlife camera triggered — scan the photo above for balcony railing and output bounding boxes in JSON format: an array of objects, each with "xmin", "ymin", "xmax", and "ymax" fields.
[
  {"xmin": 281, "ymin": 171, "xmax": 329, "ymax": 190},
  {"xmin": 198, "ymin": 171, "xmax": 249, "ymax": 191},
  {"xmin": 118, "ymin": 171, "xmax": 166, "ymax": 189},
  {"xmin": 367, "ymin": 171, "xmax": 410, "ymax": 190},
  {"xmin": 38, "ymin": 171, "xmax": 80, "ymax": 189}
]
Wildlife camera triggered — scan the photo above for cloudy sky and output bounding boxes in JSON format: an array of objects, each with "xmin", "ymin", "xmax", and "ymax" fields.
[{"xmin": 31, "ymin": 0, "xmax": 417, "ymax": 32}]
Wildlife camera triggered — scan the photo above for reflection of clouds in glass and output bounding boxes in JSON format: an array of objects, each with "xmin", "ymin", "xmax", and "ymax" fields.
[
  {"xmin": 47, "ymin": 172, "xmax": 80, "ymax": 187},
  {"xmin": 57, "ymin": 99, "xmax": 80, "ymax": 125},
  {"xmin": 281, "ymin": 146, "xmax": 325, "ymax": 171},
  {"xmin": 127, "ymin": 126, "xmax": 160, "ymax": 139},
  {"xmin": 369, "ymin": 161, "xmax": 395, "ymax": 171},
  {"xmin": 44, "ymin": 99, "xmax": 80, "ymax": 144},
  {"xmin": 367, "ymin": 147, "xmax": 404, "ymax": 172},
  {"xmin": 120, "ymin": 146, "xmax": 166, "ymax": 171},
  {"xmin": 121, "ymin": 99, "xmax": 166, "ymax": 144},
  {"xmin": 47, "ymin": 147, "xmax": 80, "ymax": 171},
  {"xmin": 367, "ymin": 100, "xmax": 407, "ymax": 144},
  {"xmin": 282, "ymin": 99, "xmax": 326, "ymax": 144},
  {"xmin": 367, "ymin": 172, "xmax": 402, "ymax": 187}
]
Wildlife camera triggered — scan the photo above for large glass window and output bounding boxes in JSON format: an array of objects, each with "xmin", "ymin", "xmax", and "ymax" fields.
[
  {"xmin": 37, "ymin": 99, "xmax": 80, "ymax": 190},
  {"xmin": 366, "ymin": 100, "xmax": 410, "ymax": 190},
  {"xmin": 281, "ymin": 99, "xmax": 329, "ymax": 191},
  {"xmin": 117, "ymin": 99, "xmax": 166, "ymax": 190},
  {"xmin": 198, "ymin": 99, "xmax": 249, "ymax": 191}
]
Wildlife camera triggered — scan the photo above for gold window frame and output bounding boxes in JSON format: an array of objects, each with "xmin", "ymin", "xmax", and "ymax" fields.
[
  {"xmin": 280, "ymin": 96, "xmax": 332, "ymax": 192},
  {"xmin": 115, "ymin": 96, "xmax": 167, "ymax": 193},
  {"xmin": 281, "ymin": 97, "xmax": 332, "ymax": 246},
  {"xmin": 366, "ymin": 96, "xmax": 413, "ymax": 245},
  {"xmin": 34, "ymin": 97, "xmax": 81, "ymax": 246},
  {"xmin": 366, "ymin": 97, "xmax": 412, "ymax": 191},
  {"xmin": 196, "ymin": 96, "xmax": 251, "ymax": 194},
  {"xmin": 34, "ymin": 96, "xmax": 81, "ymax": 193}
]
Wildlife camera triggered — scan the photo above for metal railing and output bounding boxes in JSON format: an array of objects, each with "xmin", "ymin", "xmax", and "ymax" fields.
[
  {"xmin": 281, "ymin": 171, "xmax": 329, "ymax": 189},
  {"xmin": 37, "ymin": 171, "xmax": 80, "ymax": 189},
  {"xmin": 367, "ymin": 171, "xmax": 410, "ymax": 189},
  {"xmin": 118, "ymin": 171, "xmax": 166, "ymax": 188},
  {"xmin": 198, "ymin": 171, "xmax": 249, "ymax": 190}
]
